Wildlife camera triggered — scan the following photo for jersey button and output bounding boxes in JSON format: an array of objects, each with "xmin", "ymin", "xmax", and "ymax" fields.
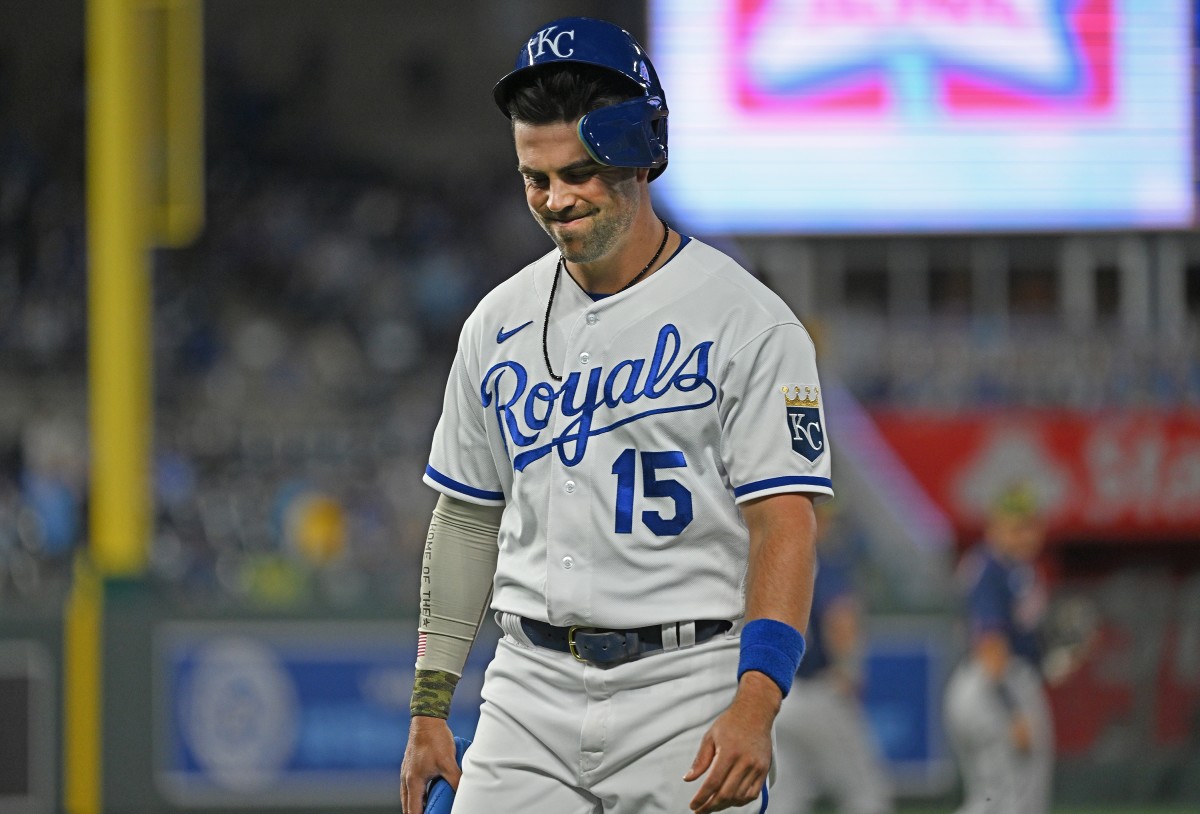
[
  {"xmin": 579, "ymin": 352, "xmax": 590, "ymax": 365},
  {"xmin": 561, "ymin": 556, "xmax": 574, "ymax": 570},
  {"xmin": 564, "ymin": 480, "xmax": 576, "ymax": 493},
  {"xmin": 586, "ymin": 313, "xmax": 598, "ymax": 325}
]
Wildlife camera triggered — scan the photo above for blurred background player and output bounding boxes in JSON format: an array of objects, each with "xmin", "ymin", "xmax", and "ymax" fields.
[
  {"xmin": 943, "ymin": 483, "xmax": 1053, "ymax": 814},
  {"xmin": 771, "ymin": 499, "xmax": 892, "ymax": 814}
]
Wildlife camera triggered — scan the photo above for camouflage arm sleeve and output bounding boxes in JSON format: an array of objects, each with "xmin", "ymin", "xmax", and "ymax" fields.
[{"xmin": 410, "ymin": 669, "xmax": 461, "ymax": 719}]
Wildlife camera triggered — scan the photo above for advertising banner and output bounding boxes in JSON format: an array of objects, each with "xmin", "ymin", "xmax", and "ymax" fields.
[
  {"xmin": 155, "ymin": 621, "xmax": 493, "ymax": 808},
  {"xmin": 872, "ymin": 409, "xmax": 1200, "ymax": 541}
]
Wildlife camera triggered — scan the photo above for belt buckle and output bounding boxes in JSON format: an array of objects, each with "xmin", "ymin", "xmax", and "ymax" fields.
[{"xmin": 567, "ymin": 625, "xmax": 585, "ymax": 662}]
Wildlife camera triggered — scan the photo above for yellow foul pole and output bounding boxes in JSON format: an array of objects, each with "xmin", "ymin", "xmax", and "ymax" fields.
[
  {"xmin": 159, "ymin": 0, "xmax": 206, "ymax": 246},
  {"xmin": 88, "ymin": 0, "xmax": 153, "ymax": 578},
  {"xmin": 64, "ymin": 556, "xmax": 104, "ymax": 814},
  {"xmin": 69, "ymin": 0, "xmax": 155, "ymax": 810}
]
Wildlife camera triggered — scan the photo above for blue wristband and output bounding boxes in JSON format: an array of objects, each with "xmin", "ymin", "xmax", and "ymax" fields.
[{"xmin": 737, "ymin": 618, "xmax": 806, "ymax": 698}]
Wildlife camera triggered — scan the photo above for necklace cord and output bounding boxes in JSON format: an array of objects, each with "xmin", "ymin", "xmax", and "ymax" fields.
[{"xmin": 542, "ymin": 218, "xmax": 670, "ymax": 383}]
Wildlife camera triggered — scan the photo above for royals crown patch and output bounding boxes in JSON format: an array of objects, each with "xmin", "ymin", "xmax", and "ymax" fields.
[{"xmin": 782, "ymin": 385, "xmax": 824, "ymax": 462}]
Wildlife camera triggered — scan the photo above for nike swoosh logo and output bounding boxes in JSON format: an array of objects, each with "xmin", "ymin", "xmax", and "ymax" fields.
[{"xmin": 496, "ymin": 321, "xmax": 534, "ymax": 344}]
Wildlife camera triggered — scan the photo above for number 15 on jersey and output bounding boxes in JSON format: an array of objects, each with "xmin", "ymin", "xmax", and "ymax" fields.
[{"xmin": 611, "ymin": 449, "xmax": 693, "ymax": 536}]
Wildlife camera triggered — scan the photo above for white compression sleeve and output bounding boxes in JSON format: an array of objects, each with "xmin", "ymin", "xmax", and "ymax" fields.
[{"xmin": 415, "ymin": 493, "xmax": 502, "ymax": 677}]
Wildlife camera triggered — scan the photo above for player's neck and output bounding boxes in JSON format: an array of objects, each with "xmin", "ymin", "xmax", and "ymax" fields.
[{"xmin": 566, "ymin": 211, "xmax": 676, "ymax": 296}]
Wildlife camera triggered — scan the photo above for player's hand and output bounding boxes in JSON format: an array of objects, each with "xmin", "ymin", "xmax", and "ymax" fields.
[
  {"xmin": 683, "ymin": 671, "xmax": 780, "ymax": 813},
  {"xmin": 401, "ymin": 715, "xmax": 460, "ymax": 814}
]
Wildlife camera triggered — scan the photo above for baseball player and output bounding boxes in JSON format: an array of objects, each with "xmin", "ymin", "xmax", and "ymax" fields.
[
  {"xmin": 943, "ymin": 484, "xmax": 1054, "ymax": 814},
  {"xmin": 770, "ymin": 500, "xmax": 892, "ymax": 814},
  {"xmin": 400, "ymin": 17, "xmax": 832, "ymax": 814}
]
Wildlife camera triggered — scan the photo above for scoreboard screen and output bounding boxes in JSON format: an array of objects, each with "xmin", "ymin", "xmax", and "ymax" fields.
[{"xmin": 649, "ymin": 0, "xmax": 1195, "ymax": 233}]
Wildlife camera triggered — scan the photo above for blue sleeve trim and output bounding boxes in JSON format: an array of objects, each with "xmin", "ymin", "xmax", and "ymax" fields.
[
  {"xmin": 424, "ymin": 465, "xmax": 505, "ymax": 502},
  {"xmin": 733, "ymin": 475, "xmax": 833, "ymax": 498}
]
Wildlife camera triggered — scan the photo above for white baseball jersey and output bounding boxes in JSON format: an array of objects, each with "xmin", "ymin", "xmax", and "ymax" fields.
[{"xmin": 424, "ymin": 236, "xmax": 832, "ymax": 629}]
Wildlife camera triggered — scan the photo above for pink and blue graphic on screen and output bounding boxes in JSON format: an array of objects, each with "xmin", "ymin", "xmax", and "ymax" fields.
[{"xmin": 730, "ymin": 0, "xmax": 1114, "ymax": 117}]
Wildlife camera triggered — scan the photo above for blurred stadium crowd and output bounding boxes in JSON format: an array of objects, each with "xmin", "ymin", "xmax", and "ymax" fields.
[
  {"xmin": 2, "ymin": 34, "xmax": 1199, "ymax": 609},
  {"xmin": 0, "ymin": 104, "xmax": 548, "ymax": 608},
  {"xmin": 832, "ymin": 315, "xmax": 1200, "ymax": 411}
]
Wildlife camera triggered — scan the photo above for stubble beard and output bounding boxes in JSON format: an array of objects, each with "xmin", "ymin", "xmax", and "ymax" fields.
[{"xmin": 536, "ymin": 176, "xmax": 640, "ymax": 265}]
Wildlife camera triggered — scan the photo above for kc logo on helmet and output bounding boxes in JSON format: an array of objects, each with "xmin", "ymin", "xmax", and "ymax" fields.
[
  {"xmin": 783, "ymin": 386, "xmax": 824, "ymax": 462},
  {"xmin": 527, "ymin": 26, "xmax": 575, "ymax": 61}
]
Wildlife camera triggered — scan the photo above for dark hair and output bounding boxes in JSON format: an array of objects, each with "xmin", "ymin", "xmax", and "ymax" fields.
[{"xmin": 504, "ymin": 63, "xmax": 641, "ymax": 125}]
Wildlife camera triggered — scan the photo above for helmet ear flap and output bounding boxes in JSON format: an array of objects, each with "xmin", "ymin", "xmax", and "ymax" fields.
[{"xmin": 577, "ymin": 96, "xmax": 668, "ymax": 175}]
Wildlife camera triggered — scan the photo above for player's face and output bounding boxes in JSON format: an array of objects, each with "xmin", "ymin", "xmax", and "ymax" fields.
[
  {"xmin": 989, "ymin": 514, "xmax": 1045, "ymax": 561},
  {"xmin": 514, "ymin": 119, "xmax": 641, "ymax": 265}
]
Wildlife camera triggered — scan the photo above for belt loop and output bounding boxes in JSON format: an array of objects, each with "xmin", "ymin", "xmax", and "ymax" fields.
[
  {"xmin": 679, "ymin": 620, "xmax": 696, "ymax": 649},
  {"xmin": 499, "ymin": 611, "xmax": 535, "ymax": 648},
  {"xmin": 661, "ymin": 621, "xmax": 679, "ymax": 652}
]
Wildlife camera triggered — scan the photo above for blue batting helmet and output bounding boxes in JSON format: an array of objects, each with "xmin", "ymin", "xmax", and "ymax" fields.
[{"xmin": 493, "ymin": 17, "xmax": 668, "ymax": 180}]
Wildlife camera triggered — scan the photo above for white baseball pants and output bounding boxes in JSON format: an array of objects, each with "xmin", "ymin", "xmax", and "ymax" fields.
[
  {"xmin": 943, "ymin": 659, "xmax": 1053, "ymax": 814},
  {"xmin": 451, "ymin": 612, "xmax": 769, "ymax": 813},
  {"xmin": 770, "ymin": 675, "xmax": 893, "ymax": 814}
]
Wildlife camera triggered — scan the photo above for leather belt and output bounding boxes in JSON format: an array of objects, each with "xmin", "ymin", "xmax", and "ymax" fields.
[{"xmin": 520, "ymin": 618, "xmax": 732, "ymax": 666}]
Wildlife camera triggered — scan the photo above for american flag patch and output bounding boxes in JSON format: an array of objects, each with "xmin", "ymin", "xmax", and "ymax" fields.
[{"xmin": 417, "ymin": 632, "xmax": 427, "ymax": 659}]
